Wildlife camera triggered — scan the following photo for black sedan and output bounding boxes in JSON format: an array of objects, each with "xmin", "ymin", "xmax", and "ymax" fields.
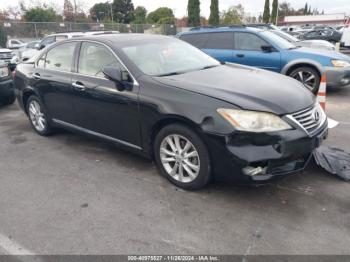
[
  {"xmin": 14, "ymin": 34, "xmax": 328, "ymax": 189},
  {"xmin": 0, "ymin": 61, "xmax": 15, "ymax": 105},
  {"xmin": 298, "ymin": 29, "xmax": 342, "ymax": 43}
]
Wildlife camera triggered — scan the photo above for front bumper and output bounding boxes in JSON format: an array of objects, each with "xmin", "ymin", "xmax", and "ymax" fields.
[
  {"xmin": 324, "ymin": 66, "xmax": 350, "ymax": 87},
  {"xmin": 0, "ymin": 78, "xmax": 14, "ymax": 99},
  {"xmin": 203, "ymin": 119, "xmax": 328, "ymax": 182}
]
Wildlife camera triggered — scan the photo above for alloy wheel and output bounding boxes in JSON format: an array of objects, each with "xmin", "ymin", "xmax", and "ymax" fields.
[
  {"xmin": 291, "ymin": 70, "xmax": 317, "ymax": 91},
  {"xmin": 159, "ymin": 134, "xmax": 200, "ymax": 183},
  {"xmin": 28, "ymin": 100, "xmax": 46, "ymax": 132}
]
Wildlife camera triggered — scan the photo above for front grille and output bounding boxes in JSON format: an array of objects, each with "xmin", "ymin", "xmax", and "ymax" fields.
[
  {"xmin": 288, "ymin": 104, "xmax": 326, "ymax": 136},
  {"xmin": 0, "ymin": 53, "xmax": 12, "ymax": 59}
]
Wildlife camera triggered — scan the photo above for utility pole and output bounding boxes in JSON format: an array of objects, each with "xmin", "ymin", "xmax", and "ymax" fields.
[
  {"xmin": 108, "ymin": 0, "xmax": 114, "ymax": 23},
  {"xmin": 276, "ymin": 6, "xmax": 279, "ymax": 25},
  {"xmin": 73, "ymin": 0, "xmax": 77, "ymax": 23}
]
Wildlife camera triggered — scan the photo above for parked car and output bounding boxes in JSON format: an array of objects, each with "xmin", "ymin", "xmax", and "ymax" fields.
[
  {"xmin": 0, "ymin": 61, "xmax": 15, "ymax": 105},
  {"xmin": 6, "ymin": 39, "xmax": 25, "ymax": 49},
  {"xmin": 14, "ymin": 34, "xmax": 328, "ymax": 189},
  {"xmin": 177, "ymin": 26, "xmax": 350, "ymax": 93},
  {"xmin": 18, "ymin": 40, "xmax": 41, "ymax": 62},
  {"xmin": 298, "ymin": 29, "xmax": 342, "ymax": 43},
  {"xmin": 0, "ymin": 46, "xmax": 15, "ymax": 64},
  {"xmin": 270, "ymin": 30, "xmax": 336, "ymax": 51}
]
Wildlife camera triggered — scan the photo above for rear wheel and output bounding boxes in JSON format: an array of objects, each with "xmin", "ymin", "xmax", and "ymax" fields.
[
  {"xmin": 154, "ymin": 124, "xmax": 211, "ymax": 190},
  {"xmin": 26, "ymin": 95, "xmax": 53, "ymax": 136},
  {"xmin": 289, "ymin": 66, "xmax": 320, "ymax": 94},
  {"xmin": 1, "ymin": 94, "xmax": 16, "ymax": 105}
]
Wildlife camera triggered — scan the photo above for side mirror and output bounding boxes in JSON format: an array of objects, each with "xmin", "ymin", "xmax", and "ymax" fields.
[
  {"xmin": 34, "ymin": 43, "xmax": 40, "ymax": 50},
  {"xmin": 261, "ymin": 45, "xmax": 274, "ymax": 52},
  {"xmin": 102, "ymin": 66, "xmax": 131, "ymax": 91}
]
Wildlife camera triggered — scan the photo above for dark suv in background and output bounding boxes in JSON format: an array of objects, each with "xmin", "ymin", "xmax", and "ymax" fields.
[{"xmin": 0, "ymin": 60, "xmax": 15, "ymax": 105}]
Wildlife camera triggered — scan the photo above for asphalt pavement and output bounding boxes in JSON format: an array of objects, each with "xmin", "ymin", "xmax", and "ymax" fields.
[{"xmin": 0, "ymin": 86, "xmax": 349, "ymax": 255}]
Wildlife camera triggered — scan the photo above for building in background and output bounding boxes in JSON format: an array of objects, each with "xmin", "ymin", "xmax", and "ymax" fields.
[{"xmin": 281, "ymin": 13, "xmax": 347, "ymax": 26}]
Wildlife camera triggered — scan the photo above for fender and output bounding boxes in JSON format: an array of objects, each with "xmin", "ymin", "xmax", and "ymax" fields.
[{"xmin": 281, "ymin": 59, "xmax": 325, "ymax": 75}]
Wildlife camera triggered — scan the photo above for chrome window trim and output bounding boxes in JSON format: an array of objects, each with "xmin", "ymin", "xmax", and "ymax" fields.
[
  {"xmin": 52, "ymin": 119, "xmax": 142, "ymax": 150},
  {"xmin": 34, "ymin": 39, "xmax": 139, "ymax": 86}
]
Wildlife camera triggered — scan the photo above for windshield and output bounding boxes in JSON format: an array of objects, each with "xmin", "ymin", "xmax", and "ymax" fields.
[
  {"xmin": 271, "ymin": 30, "xmax": 299, "ymax": 43},
  {"xmin": 260, "ymin": 31, "xmax": 296, "ymax": 49},
  {"xmin": 121, "ymin": 38, "xmax": 220, "ymax": 76}
]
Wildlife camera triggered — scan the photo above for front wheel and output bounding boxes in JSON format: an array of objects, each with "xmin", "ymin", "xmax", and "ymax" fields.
[
  {"xmin": 154, "ymin": 124, "xmax": 211, "ymax": 190},
  {"xmin": 289, "ymin": 66, "xmax": 321, "ymax": 94}
]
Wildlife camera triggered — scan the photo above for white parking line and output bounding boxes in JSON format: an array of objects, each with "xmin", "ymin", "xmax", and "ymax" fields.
[{"xmin": 0, "ymin": 233, "xmax": 35, "ymax": 255}]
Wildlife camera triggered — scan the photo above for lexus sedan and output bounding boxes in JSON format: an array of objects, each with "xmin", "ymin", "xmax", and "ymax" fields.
[{"xmin": 14, "ymin": 34, "xmax": 328, "ymax": 189}]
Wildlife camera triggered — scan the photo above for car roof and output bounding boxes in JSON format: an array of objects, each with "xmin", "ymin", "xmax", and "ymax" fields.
[
  {"xmin": 178, "ymin": 26, "xmax": 262, "ymax": 36},
  {"xmin": 71, "ymin": 33, "xmax": 175, "ymax": 47}
]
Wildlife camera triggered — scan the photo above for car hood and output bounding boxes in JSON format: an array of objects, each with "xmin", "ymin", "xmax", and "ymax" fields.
[
  {"xmin": 289, "ymin": 46, "xmax": 350, "ymax": 61},
  {"xmin": 0, "ymin": 48, "xmax": 12, "ymax": 53},
  {"xmin": 153, "ymin": 64, "xmax": 315, "ymax": 115}
]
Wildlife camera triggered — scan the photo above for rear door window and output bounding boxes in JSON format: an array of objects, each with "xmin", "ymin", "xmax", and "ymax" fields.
[
  {"xmin": 233, "ymin": 32, "xmax": 268, "ymax": 51},
  {"xmin": 180, "ymin": 33, "xmax": 209, "ymax": 48},
  {"xmin": 45, "ymin": 42, "xmax": 77, "ymax": 72},
  {"xmin": 204, "ymin": 32, "xmax": 234, "ymax": 49}
]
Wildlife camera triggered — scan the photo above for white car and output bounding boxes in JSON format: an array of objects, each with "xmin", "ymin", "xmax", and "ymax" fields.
[
  {"xmin": 6, "ymin": 39, "xmax": 25, "ymax": 49},
  {"xmin": 0, "ymin": 47, "xmax": 15, "ymax": 64},
  {"xmin": 271, "ymin": 30, "xmax": 335, "ymax": 51},
  {"xmin": 18, "ymin": 41, "xmax": 41, "ymax": 62}
]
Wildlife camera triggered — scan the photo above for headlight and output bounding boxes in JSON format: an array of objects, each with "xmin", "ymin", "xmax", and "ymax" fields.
[
  {"xmin": 0, "ymin": 66, "xmax": 9, "ymax": 78},
  {"xmin": 217, "ymin": 108, "xmax": 292, "ymax": 132},
  {"xmin": 331, "ymin": 60, "xmax": 350, "ymax": 67}
]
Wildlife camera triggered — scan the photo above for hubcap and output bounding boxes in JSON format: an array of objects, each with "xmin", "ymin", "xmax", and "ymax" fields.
[
  {"xmin": 160, "ymin": 134, "xmax": 200, "ymax": 183},
  {"xmin": 28, "ymin": 100, "xmax": 46, "ymax": 132},
  {"xmin": 291, "ymin": 70, "xmax": 317, "ymax": 91}
]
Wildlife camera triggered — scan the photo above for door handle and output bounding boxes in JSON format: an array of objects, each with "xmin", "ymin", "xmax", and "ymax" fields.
[
  {"xmin": 236, "ymin": 54, "xmax": 245, "ymax": 58},
  {"xmin": 72, "ymin": 82, "xmax": 86, "ymax": 91},
  {"xmin": 32, "ymin": 72, "xmax": 41, "ymax": 80}
]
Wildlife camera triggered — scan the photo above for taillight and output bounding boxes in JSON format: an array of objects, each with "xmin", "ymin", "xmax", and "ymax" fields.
[{"xmin": 0, "ymin": 66, "xmax": 9, "ymax": 78}]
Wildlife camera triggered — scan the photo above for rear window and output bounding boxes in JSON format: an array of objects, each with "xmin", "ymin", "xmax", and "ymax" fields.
[
  {"xmin": 180, "ymin": 33, "xmax": 209, "ymax": 49},
  {"xmin": 204, "ymin": 32, "xmax": 234, "ymax": 49}
]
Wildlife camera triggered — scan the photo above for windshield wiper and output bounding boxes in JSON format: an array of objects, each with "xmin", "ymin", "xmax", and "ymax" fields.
[
  {"xmin": 288, "ymin": 46, "xmax": 300, "ymax": 50},
  {"xmin": 156, "ymin": 71, "xmax": 183, "ymax": 77},
  {"xmin": 200, "ymin": 64, "xmax": 219, "ymax": 70}
]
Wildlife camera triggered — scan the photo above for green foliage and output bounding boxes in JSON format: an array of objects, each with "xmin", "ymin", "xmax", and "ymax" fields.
[
  {"xmin": 90, "ymin": 3, "xmax": 111, "ymax": 22},
  {"xmin": 24, "ymin": 7, "xmax": 60, "ymax": 22},
  {"xmin": 187, "ymin": 0, "xmax": 200, "ymax": 26},
  {"xmin": 220, "ymin": 5, "xmax": 244, "ymax": 25},
  {"xmin": 147, "ymin": 7, "xmax": 174, "ymax": 24},
  {"xmin": 271, "ymin": 0, "xmax": 278, "ymax": 24},
  {"xmin": 112, "ymin": 0, "xmax": 135, "ymax": 24},
  {"xmin": 263, "ymin": 0, "xmax": 270, "ymax": 23},
  {"xmin": 209, "ymin": 0, "xmax": 219, "ymax": 26},
  {"xmin": 303, "ymin": 3, "xmax": 308, "ymax": 15},
  {"xmin": 133, "ymin": 6, "xmax": 147, "ymax": 24}
]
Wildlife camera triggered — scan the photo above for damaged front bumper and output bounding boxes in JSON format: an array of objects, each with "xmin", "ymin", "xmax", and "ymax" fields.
[{"xmin": 204, "ymin": 118, "xmax": 328, "ymax": 182}]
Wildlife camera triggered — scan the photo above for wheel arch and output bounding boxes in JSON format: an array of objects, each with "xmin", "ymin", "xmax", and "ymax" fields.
[
  {"xmin": 281, "ymin": 59, "xmax": 324, "ymax": 77},
  {"xmin": 22, "ymin": 87, "xmax": 39, "ymax": 115},
  {"xmin": 147, "ymin": 115, "xmax": 205, "ymax": 159}
]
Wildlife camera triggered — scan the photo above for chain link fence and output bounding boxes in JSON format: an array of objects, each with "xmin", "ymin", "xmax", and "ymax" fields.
[{"xmin": 1, "ymin": 21, "xmax": 192, "ymax": 43}]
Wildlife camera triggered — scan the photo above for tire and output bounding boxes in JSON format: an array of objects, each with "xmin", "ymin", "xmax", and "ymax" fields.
[
  {"xmin": 154, "ymin": 124, "xmax": 211, "ymax": 190},
  {"xmin": 1, "ymin": 94, "xmax": 16, "ymax": 105},
  {"xmin": 289, "ymin": 66, "xmax": 321, "ymax": 94},
  {"xmin": 26, "ymin": 95, "xmax": 53, "ymax": 136}
]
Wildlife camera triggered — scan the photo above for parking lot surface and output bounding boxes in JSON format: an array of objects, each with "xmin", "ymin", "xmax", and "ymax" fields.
[{"xmin": 0, "ymin": 87, "xmax": 350, "ymax": 255}]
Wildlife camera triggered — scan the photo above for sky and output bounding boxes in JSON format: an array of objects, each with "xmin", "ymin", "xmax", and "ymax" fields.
[{"xmin": 2, "ymin": 0, "xmax": 350, "ymax": 18}]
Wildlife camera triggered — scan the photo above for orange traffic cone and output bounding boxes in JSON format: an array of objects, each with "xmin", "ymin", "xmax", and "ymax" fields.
[{"xmin": 317, "ymin": 75, "xmax": 327, "ymax": 111}]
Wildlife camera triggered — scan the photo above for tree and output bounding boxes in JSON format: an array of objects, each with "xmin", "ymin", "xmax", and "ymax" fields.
[
  {"xmin": 220, "ymin": 5, "xmax": 244, "ymax": 25},
  {"xmin": 147, "ymin": 7, "xmax": 174, "ymax": 24},
  {"xmin": 63, "ymin": 0, "xmax": 74, "ymax": 21},
  {"xmin": 24, "ymin": 7, "xmax": 60, "ymax": 22},
  {"xmin": 133, "ymin": 6, "xmax": 147, "ymax": 24},
  {"xmin": 262, "ymin": 0, "xmax": 270, "ymax": 23},
  {"xmin": 209, "ymin": 0, "xmax": 219, "ymax": 26},
  {"xmin": 271, "ymin": 0, "xmax": 278, "ymax": 25},
  {"xmin": 90, "ymin": 2, "xmax": 111, "ymax": 22},
  {"xmin": 112, "ymin": 0, "xmax": 134, "ymax": 24},
  {"xmin": 303, "ymin": 3, "xmax": 308, "ymax": 15},
  {"xmin": 187, "ymin": 0, "xmax": 200, "ymax": 27}
]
